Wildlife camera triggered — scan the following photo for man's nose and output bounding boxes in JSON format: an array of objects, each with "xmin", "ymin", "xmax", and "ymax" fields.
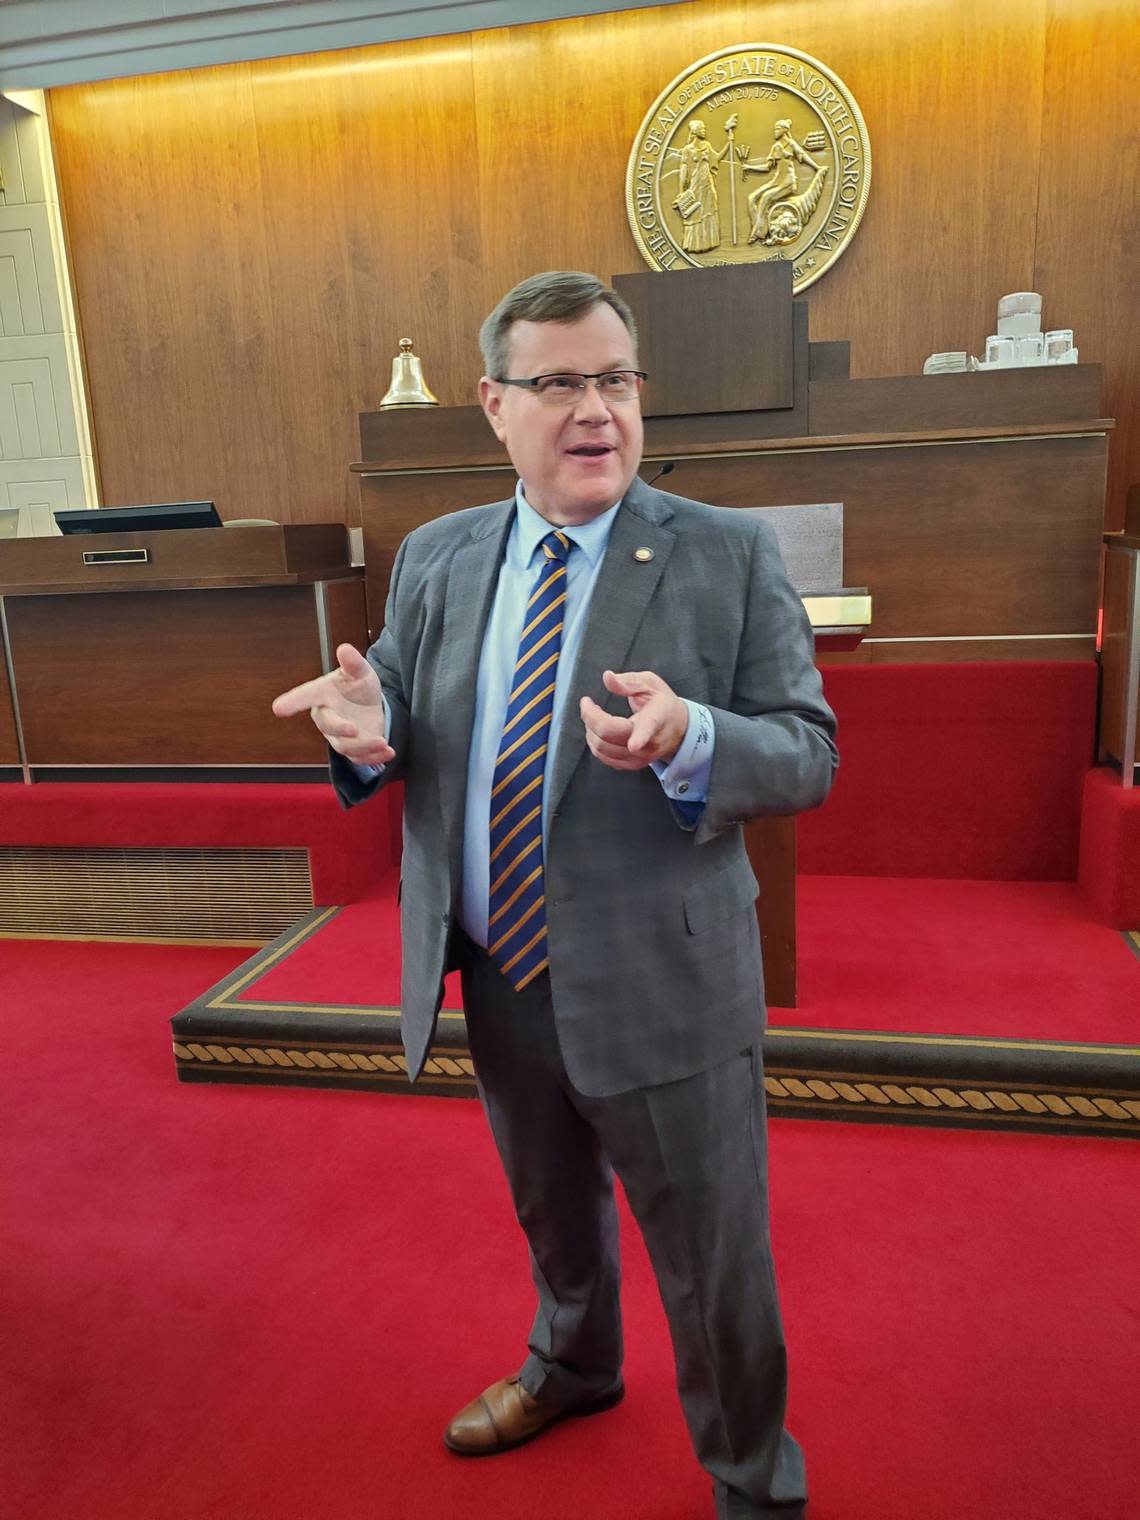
[{"xmin": 572, "ymin": 380, "xmax": 613, "ymax": 422}]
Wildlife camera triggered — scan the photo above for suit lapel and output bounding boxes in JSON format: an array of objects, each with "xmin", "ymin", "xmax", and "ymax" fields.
[
  {"xmin": 435, "ymin": 500, "xmax": 515, "ymax": 855},
  {"xmin": 548, "ymin": 482, "xmax": 677, "ymax": 817}
]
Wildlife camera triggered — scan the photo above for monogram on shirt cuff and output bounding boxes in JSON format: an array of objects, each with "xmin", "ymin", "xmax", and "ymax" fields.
[{"xmin": 651, "ymin": 699, "xmax": 714, "ymax": 802}]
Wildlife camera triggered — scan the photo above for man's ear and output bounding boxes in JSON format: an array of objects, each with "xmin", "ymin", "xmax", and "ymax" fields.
[{"xmin": 479, "ymin": 376, "xmax": 507, "ymax": 441}]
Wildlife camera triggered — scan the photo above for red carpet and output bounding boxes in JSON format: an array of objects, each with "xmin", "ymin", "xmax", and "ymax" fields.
[
  {"xmin": 4, "ymin": 938, "xmax": 1139, "ymax": 1520},
  {"xmin": 794, "ymin": 876, "xmax": 1140, "ymax": 1042},
  {"xmin": 240, "ymin": 872, "xmax": 1140, "ymax": 1045}
]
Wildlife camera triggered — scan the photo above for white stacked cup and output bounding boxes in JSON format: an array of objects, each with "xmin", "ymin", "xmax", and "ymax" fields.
[
  {"xmin": 987, "ymin": 293, "xmax": 1045, "ymax": 366},
  {"xmin": 996, "ymin": 292, "xmax": 1043, "ymax": 337}
]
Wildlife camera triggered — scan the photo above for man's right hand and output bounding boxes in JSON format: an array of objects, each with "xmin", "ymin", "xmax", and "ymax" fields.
[{"xmin": 271, "ymin": 643, "xmax": 394, "ymax": 766}]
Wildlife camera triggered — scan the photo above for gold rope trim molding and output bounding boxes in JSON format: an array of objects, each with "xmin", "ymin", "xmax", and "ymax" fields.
[
  {"xmin": 172, "ymin": 1040, "xmax": 1139, "ymax": 1126},
  {"xmin": 172, "ymin": 1040, "xmax": 474, "ymax": 1082},
  {"xmin": 765, "ymin": 1075, "xmax": 1140, "ymax": 1125}
]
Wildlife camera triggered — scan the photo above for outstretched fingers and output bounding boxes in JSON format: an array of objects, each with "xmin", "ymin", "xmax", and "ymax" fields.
[
  {"xmin": 271, "ymin": 671, "xmax": 340, "ymax": 718},
  {"xmin": 271, "ymin": 644, "xmax": 379, "ymax": 718}
]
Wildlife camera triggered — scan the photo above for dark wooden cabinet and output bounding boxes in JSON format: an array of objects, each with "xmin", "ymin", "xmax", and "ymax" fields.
[{"xmin": 0, "ymin": 525, "xmax": 367, "ymax": 778}]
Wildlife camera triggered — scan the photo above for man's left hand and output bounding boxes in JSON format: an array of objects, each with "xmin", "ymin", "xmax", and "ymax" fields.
[{"xmin": 580, "ymin": 669, "xmax": 688, "ymax": 771}]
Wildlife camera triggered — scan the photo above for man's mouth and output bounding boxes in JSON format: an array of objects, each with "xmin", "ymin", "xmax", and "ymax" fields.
[{"xmin": 566, "ymin": 444, "xmax": 614, "ymax": 457}]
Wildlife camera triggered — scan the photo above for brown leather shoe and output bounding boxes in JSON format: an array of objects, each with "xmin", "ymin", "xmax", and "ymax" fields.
[{"xmin": 443, "ymin": 1375, "xmax": 624, "ymax": 1456}]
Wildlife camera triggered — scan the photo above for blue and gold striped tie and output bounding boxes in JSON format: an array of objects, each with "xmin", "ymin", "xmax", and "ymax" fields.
[{"xmin": 487, "ymin": 529, "xmax": 573, "ymax": 990}]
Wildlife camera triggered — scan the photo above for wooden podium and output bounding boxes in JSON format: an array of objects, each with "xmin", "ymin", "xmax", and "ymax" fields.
[{"xmin": 0, "ymin": 524, "xmax": 367, "ymax": 778}]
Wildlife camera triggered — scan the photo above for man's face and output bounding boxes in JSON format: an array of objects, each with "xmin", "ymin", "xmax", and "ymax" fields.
[{"xmin": 479, "ymin": 303, "xmax": 644, "ymax": 527}]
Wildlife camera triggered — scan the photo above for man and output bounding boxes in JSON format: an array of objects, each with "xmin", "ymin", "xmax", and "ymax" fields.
[{"xmin": 273, "ymin": 271, "xmax": 837, "ymax": 1518}]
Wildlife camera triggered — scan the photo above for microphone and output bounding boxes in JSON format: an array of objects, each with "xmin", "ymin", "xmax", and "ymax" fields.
[{"xmin": 645, "ymin": 461, "xmax": 675, "ymax": 487}]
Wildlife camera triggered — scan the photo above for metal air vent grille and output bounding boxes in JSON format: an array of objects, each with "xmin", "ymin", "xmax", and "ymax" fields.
[{"xmin": 0, "ymin": 846, "xmax": 312, "ymax": 943}]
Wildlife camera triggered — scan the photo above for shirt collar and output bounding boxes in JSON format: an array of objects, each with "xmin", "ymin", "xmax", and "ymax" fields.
[{"xmin": 513, "ymin": 484, "xmax": 621, "ymax": 569}]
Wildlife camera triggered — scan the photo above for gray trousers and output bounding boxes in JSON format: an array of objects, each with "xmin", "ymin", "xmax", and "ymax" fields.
[{"xmin": 459, "ymin": 940, "xmax": 808, "ymax": 1520}]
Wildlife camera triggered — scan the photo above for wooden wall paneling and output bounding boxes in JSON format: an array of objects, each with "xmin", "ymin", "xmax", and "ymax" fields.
[
  {"xmin": 467, "ymin": 9, "xmax": 697, "ymax": 311},
  {"xmin": 6, "ymin": 587, "xmax": 331, "ymax": 765},
  {"xmin": 49, "ymin": 68, "xmax": 293, "ymax": 523},
  {"xmin": 245, "ymin": 39, "xmax": 487, "ymax": 522},
  {"xmin": 1034, "ymin": 0, "xmax": 1140, "ymax": 528},
  {"xmin": 50, "ymin": 37, "xmax": 486, "ymax": 528}
]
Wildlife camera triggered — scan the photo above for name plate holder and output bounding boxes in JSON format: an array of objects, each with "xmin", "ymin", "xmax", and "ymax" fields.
[{"xmin": 81, "ymin": 548, "xmax": 150, "ymax": 566}]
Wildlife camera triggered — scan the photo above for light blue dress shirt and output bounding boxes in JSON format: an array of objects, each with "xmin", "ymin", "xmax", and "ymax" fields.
[{"xmin": 364, "ymin": 485, "xmax": 715, "ymax": 946}]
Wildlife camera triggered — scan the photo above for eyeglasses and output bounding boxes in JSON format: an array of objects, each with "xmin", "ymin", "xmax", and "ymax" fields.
[{"xmin": 496, "ymin": 370, "xmax": 648, "ymax": 405}]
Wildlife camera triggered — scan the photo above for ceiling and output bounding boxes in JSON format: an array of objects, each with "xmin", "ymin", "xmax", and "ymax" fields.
[{"xmin": 0, "ymin": 0, "xmax": 690, "ymax": 89}]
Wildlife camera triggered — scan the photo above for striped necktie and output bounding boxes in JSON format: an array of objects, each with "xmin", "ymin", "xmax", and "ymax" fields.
[{"xmin": 487, "ymin": 528, "xmax": 573, "ymax": 990}]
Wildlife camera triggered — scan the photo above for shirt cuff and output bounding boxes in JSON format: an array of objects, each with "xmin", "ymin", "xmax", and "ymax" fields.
[
  {"xmin": 651, "ymin": 700, "xmax": 714, "ymax": 802},
  {"xmin": 350, "ymin": 761, "xmax": 383, "ymax": 781}
]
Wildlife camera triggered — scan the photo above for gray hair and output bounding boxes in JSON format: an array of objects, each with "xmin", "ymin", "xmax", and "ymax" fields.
[{"xmin": 479, "ymin": 271, "xmax": 638, "ymax": 380}]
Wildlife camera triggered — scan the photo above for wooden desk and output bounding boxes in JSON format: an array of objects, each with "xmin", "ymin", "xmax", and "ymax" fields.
[
  {"xmin": 354, "ymin": 403, "xmax": 1109, "ymax": 666},
  {"xmin": 0, "ymin": 525, "xmax": 366, "ymax": 778}
]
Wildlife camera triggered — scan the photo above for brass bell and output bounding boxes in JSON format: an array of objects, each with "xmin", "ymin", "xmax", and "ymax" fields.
[{"xmin": 379, "ymin": 338, "xmax": 439, "ymax": 408}]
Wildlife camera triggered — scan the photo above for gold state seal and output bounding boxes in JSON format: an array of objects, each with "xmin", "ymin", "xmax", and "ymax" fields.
[{"xmin": 626, "ymin": 44, "xmax": 871, "ymax": 291}]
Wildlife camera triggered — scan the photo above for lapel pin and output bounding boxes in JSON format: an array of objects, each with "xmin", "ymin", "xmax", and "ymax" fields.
[{"xmin": 633, "ymin": 547, "xmax": 654, "ymax": 563}]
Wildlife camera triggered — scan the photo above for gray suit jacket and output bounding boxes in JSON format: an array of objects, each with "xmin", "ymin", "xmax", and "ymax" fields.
[{"xmin": 333, "ymin": 478, "xmax": 837, "ymax": 1097}]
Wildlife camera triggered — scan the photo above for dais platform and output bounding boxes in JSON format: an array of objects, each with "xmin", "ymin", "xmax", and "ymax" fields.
[{"xmin": 172, "ymin": 875, "xmax": 1140, "ymax": 1140}]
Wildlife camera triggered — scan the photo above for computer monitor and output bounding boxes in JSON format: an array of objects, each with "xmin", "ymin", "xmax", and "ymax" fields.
[{"xmin": 54, "ymin": 502, "xmax": 222, "ymax": 535}]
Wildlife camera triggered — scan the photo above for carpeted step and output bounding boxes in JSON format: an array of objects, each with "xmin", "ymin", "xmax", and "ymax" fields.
[{"xmin": 171, "ymin": 878, "xmax": 1140, "ymax": 1138}]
